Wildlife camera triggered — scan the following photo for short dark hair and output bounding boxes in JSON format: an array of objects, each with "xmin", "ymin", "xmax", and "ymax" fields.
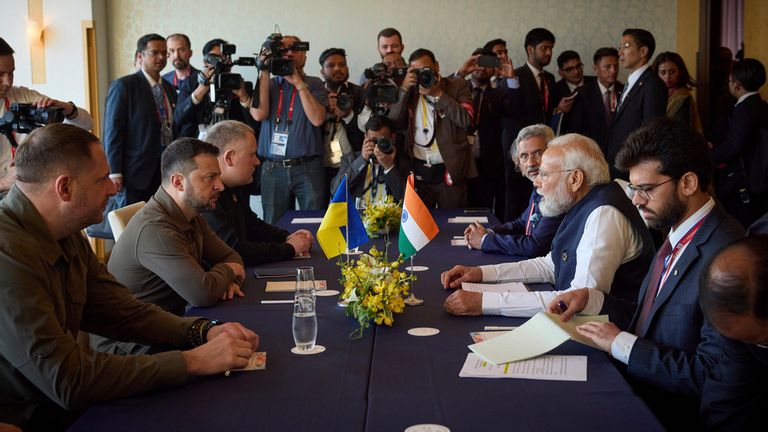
[
  {"xmin": 0, "ymin": 37, "xmax": 14, "ymax": 56},
  {"xmin": 166, "ymin": 33, "xmax": 191, "ymax": 48},
  {"xmin": 161, "ymin": 138, "xmax": 220, "ymax": 184},
  {"xmin": 472, "ymin": 47, "xmax": 495, "ymax": 57},
  {"xmin": 365, "ymin": 116, "xmax": 394, "ymax": 134},
  {"xmin": 623, "ymin": 28, "xmax": 656, "ymax": 60},
  {"xmin": 616, "ymin": 117, "xmax": 712, "ymax": 191},
  {"xmin": 652, "ymin": 51, "xmax": 696, "ymax": 88},
  {"xmin": 700, "ymin": 235, "xmax": 768, "ymax": 319},
  {"xmin": 593, "ymin": 47, "xmax": 619, "ymax": 65},
  {"xmin": 557, "ymin": 50, "xmax": 581, "ymax": 70},
  {"xmin": 319, "ymin": 48, "xmax": 346, "ymax": 67},
  {"xmin": 483, "ymin": 39, "xmax": 506, "ymax": 51},
  {"xmin": 732, "ymin": 58, "xmax": 767, "ymax": 92},
  {"xmin": 408, "ymin": 48, "xmax": 436, "ymax": 65},
  {"xmin": 203, "ymin": 38, "xmax": 228, "ymax": 56},
  {"xmin": 15, "ymin": 124, "xmax": 99, "ymax": 184},
  {"xmin": 377, "ymin": 28, "xmax": 402, "ymax": 42},
  {"xmin": 524, "ymin": 28, "xmax": 555, "ymax": 51},
  {"xmin": 137, "ymin": 34, "xmax": 165, "ymax": 53}
]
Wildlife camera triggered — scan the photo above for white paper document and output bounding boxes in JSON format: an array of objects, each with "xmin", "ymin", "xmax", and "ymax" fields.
[
  {"xmin": 461, "ymin": 282, "xmax": 528, "ymax": 293},
  {"xmin": 468, "ymin": 312, "xmax": 609, "ymax": 365},
  {"xmin": 448, "ymin": 216, "xmax": 489, "ymax": 224},
  {"xmin": 291, "ymin": 217, "xmax": 324, "ymax": 224},
  {"xmin": 459, "ymin": 353, "xmax": 587, "ymax": 381}
]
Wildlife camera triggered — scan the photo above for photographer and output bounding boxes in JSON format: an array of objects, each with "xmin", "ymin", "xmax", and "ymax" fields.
[
  {"xmin": 174, "ymin": 38, "xmax": 255, "ymax": 138},
  {"xmin": 357, "ymin": 53, "xmax": 407, "ymax": 133},
  {"xmin": 0, "ymin": 37, "xmax": 93, "ymax": 195},
  {"xmin": 250, "ymin": 34, "xmax": 329, "ymax": 224},
  {"xmin": 393, "ymin": 48, "xmax": 475, "ymax": 208},
  {"xmin": 319, "ymin": 48, "xmax": 365, "ymax": 194},
  {"xmin": 330, "ymin": 116, "xmax": 407, "ymax": 202}
]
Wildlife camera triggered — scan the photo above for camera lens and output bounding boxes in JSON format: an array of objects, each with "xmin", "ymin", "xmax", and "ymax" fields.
[
  {"xmin": 417, "ymin": 69, "xmax": 436, "ymax": 88},
  {"xmin": 336, "ymin": 93, "xmax": 353, "ymax": 111},
  {"xmin": 374, "ymin": 137, "xmax": 394, "ymax": 154}
]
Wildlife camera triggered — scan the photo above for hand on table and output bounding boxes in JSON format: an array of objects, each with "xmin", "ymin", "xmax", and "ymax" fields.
[
  {"xmin": 182, "ymin": 330, "xmax": 256, "ymax": 375},
  {"xmin": 221, "ymin": 281, "xmax": 244, "ymax": 300},
  {"xmin": 546, "ymin": 288, "xmax": 590, "ymax": 322},
  {"xmin": 575, "ymin": 322, "xmax": 621, "ymax": 353},
  {"xmin": 464, "ymin": 222, "xmax": 487, "ymax": 250},
  {"xmin": 286, "ymin": 233, "xmax": 312, "ymax": 256},
  {"xmin": 207, "ymin": 322, "xmax": 259, "ymax": 349},
  {"xmin": 440, "ymin": 265, "xmax": 482, "ymax": 289},
  {"xmin": 444, "ymin": 290, "xmax": 483, "ymax": 316},
  {"xmin": 225, "ymin": 262, "xmax": 246, "ymax": 284}
]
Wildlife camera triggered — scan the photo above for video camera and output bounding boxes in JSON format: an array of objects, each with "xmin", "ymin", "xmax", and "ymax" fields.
[
  {"xmin": 256, "ymin": 33, "xmax": 310, "ymax": 77},
  {"xmin": 363, "ymin": 63, "xmax": 408, "ymax": 116},
  {"xmin": 0, "ymin": 103, "xmax": 64, "ymax": 148},
  {"xmin": 202, "ymin": 43, "xmax": 256, "ymax": 124}
]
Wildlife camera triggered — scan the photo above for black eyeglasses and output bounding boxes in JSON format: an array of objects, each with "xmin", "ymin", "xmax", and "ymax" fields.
[
  {"xmin": 627, "ymin": 178, "xmax": 675, "ymax": 200},
  {"xmin": 561, "ymin": 63, "xmax": 584, "ymax": 73}
]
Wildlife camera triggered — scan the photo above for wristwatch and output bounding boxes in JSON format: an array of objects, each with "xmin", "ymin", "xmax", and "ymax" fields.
[{"xmin": 188, "ymin": 318, "xmax": 224, "ymax": 347}]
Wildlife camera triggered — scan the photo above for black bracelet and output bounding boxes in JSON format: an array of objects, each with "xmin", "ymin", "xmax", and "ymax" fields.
[{"xmin": 187, "ymin": 318, "xmax": 209, "ymax": 347}]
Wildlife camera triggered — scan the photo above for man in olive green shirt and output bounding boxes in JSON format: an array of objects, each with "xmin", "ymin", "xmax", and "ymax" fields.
[
  {"xmin": 0, "ymin": 124, "xmax": 258, "ymax": 429},
  {"xmin": 95, "ymin": 138, "xmax": 246, "ymax": 355}
]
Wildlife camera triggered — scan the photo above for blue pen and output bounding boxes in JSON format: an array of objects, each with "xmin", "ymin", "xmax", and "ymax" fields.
[{"xmin": 557, "ymin": 300, "xmax": 568, "ymax": 313}]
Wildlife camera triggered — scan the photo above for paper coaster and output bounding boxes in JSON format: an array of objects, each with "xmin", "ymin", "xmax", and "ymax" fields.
[
  {"xmin": 336, "ymin": 299, "xmax": 349, "ymax": 308},
  {"xmin": 408, "ymin": 327, "xmax": 440, "ymax": 337},
  {"xmin": 404, "ymin": 424, "xmax": 450, "ymax": 432},
  {"xmin": 315, "ymin": 289, "xmax": 340, "ymax": 297},
  {"xmin": 405, "ymin": 265, "xmax": 429, "ymax": 272},
  {"xmin": 291, "ymin": 345, "xmax": 326, "ymax": 355}
]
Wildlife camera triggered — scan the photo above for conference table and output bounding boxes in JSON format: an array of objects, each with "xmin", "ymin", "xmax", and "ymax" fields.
[{"xmin": 71, "ymin": 209, "xmax": 662, "ymax": 431}]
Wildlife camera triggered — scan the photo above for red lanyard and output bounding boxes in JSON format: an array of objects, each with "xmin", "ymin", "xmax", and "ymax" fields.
[
  {"xmin": 276, "ymin": 85, "xmax": 297, "ymax": 126},
  {"xmin": 4, "ymin": 97, "xmax": 15, "ymax": 158},
  {"xmin": 172, "ymin": 73, "xmax": 178, "ymax": 88},
  {"xmin": 524, "ymin": 201, "xmax": 536, "ymax": 235},
  {"xmin": 658, "ymin": 216, "xmax": 707, "ymax": 289}
]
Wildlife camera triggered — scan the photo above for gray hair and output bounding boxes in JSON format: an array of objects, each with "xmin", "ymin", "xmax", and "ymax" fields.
[
  {"xmin": 204, "ymin": 120, "xmax": 255, "ymax": 151},
  {"xmin": 547, "ymin": 133, "xmax": 610, "ymax": 186},
  {"xmin": 510, "ymin": 124, "xmax": 555, "ymax": 168}
]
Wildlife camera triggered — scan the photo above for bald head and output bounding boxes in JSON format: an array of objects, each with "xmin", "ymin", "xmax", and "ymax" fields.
[{"xmin": 700, "ymin": 235, "xmax": 768, "ymax": 345}]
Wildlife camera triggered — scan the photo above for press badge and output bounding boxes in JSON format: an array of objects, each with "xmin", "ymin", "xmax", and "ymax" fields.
[
  {"xmin": 270, "ymin": 131, "xmax": 289, "ymax": 156},
  {"xmin": 425, "ymin": 148, "xmax": 443, "ymax": 166}
]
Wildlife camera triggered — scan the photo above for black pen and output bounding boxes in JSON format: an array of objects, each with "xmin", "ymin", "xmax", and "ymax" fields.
[{"xmin": 557, "ymin": 300, "xmax": 567, "ymax": 313}]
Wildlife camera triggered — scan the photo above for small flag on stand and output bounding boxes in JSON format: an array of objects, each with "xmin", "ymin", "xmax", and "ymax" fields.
[
  {"xmin": 317, "ymin": 176, "xmax": 369, "ymax": 259},
  {"xmin": 399, "ymin": 174, "xmax": 439, "ymax": 259}
]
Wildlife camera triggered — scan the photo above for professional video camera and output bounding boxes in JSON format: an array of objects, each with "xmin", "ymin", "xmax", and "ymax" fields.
[
  {"xmin": 0, "ymin": 103, "xmax": 64, "ymax": 148},
  {"xmin": 202, "ymin": 43, "xmax": 256, "ymax": 124},
  {"xmin": 256, "ymin": 33, "xmax": 310, "ymax": 77},
  {"xmin": 363, "ymin": 63, "xmax": 408, "ymax": 116}
]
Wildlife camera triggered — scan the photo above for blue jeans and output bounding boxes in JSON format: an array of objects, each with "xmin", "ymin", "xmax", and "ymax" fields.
[{"xmin": 261, "ymin": 157, "xmax": 327, "ymax": 224}]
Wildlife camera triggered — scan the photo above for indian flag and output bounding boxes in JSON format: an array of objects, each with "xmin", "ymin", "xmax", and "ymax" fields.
[{"xmin": 399, "ymin": 174, "xmax": 439, "ymax": 259}]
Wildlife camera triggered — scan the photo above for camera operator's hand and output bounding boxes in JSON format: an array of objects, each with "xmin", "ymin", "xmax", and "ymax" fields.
[
  {"xmin": 374, "ymin": 144, "xmax": 396, "ymax": 171},
  {"xmin": 400, "ymin": 67, "xmax": 418, "ymax": 91},
  {"xmin": 361, "ymin": 138, "xmax": 375, "ymax": 161},
  {"xmin": 191, "ymin": 67, "xmax": 215, "ymax": 104},
  {"xmin": 284, "ymin": 68, "xmax": 304, "ymax": 87},
  {"xmin": 232, "ymin": 78, "xmax": 250, "ymax": 104},
  {"xmin": 35, "ymin": 97, "xmax": 77, "ymax": 117},
  {"xmin": 498, "ymin": 57, "xmax": 516, "ymax": 79},
  {"xmin": 457, "ymin": 54, "xmax": 481, "ymax": 79}
]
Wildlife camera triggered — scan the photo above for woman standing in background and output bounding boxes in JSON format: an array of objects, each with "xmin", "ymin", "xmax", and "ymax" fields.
[{"xmin": 653, "ymin": 52, "xmax": 703, "ymax": 133}]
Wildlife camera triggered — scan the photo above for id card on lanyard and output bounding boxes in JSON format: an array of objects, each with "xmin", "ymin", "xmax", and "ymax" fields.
[{"xmin": 270, "ymin": 84, "xmax": 297, "ymax": 157}]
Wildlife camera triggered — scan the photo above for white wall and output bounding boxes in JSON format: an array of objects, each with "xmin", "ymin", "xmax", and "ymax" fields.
[
  {"xmin": 5, "ymin": 0, "xmax": 93, "ymax": 109},
  {"xmin": 105, "ymin": 0, "xmax": 678, "ymax": 85}
]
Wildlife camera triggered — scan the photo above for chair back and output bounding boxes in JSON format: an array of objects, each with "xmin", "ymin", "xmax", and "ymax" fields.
[{"xmin": 108, "ymin": 201, "xmax": 145, "ymax": 242}]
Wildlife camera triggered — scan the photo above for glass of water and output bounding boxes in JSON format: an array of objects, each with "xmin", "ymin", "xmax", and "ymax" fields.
[{"xmin": 293, "ymin": 267, "xmax": 317, "ymax": 352}]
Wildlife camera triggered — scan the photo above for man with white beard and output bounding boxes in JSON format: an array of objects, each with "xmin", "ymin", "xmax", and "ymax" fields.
[{"xmin": 441, "ymin": 133, "xmax": 654, "ymax": 328}]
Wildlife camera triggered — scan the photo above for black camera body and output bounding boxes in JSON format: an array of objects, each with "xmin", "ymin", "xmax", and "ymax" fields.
[
  {"xmin": 257, "ymin": 33, "xmax": 310, "ymax": 77},
  {"xmin": 336, "ymin": 88, "xmax": 354, "ymax": 112},
  {"xmin": 363, "ymin": 63, "xmax": 407, "ymax": 114},
  {"xmin": 373, "ymin": 136, "xmax": 394, "ymax": 154},
  {"xmin": 0, "ymin": 103, "xmax": 64, "ymax": 148},
  {"xmin": 414, "ymin": 68, "xmax": 437, "ymax": 88},
  {"xmin": 202, "ymin": 44, "xmax": 256, "ymax": 124}
]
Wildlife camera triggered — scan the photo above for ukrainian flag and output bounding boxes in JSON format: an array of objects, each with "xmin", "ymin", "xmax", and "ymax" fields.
[{"xmin": 317, "ymin": 176, "xmax": 369, "ymax": 258}]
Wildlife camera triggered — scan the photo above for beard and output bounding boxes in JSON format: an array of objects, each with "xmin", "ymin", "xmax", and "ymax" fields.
[
  {"xmin": 638, "ymin": 194, "xmax": 687, "ymax": 230},
  {"xmin": 173, "ymin": 59, "xmax": 188, "ymax": 70},
  {"xmin": 538, "ymin": 181, "xmax": 574, "ymax": 217},
  {"xmin": 183, "ymin": 185, "xmax": 217, "ymax": 213}
]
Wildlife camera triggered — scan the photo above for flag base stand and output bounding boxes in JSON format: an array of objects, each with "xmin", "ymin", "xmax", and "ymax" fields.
[
  {"xmin": 405, "ymin": 256, "xmax": 424, "ymax": 306},
  {"xmin": 344, "ymin": 247, "xmax": 362, "ymax": 256}
]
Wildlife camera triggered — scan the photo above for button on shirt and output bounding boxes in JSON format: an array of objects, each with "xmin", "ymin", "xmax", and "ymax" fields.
[
  {"xmin": 479, "ymin": 204, "xmax": 644, "ymax": 316},
  {"xmin": 609, "ymin": 197, "xmax": 716, "ymax": 364}
]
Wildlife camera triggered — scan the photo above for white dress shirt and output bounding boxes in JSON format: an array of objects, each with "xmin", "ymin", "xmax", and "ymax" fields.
[
  {"xmin": 609, "ymin": 197, "xmax": 715, "ymax": 364},
  {"xmin": 619, "ymin": 63, "xmax": 651, "ymax": 107},
  {"xmin": 479, "ymin": 204, "xmax": 644, "ymax": 317}
]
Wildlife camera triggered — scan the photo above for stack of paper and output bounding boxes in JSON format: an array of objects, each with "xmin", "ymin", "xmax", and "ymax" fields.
[
  {"xmin": 459, "ymin": 353, "xmax": 587, "ymax": 381},
  {"xmin": 461, "ymin": 282, "xmax": 528, "ymax": 293},
  {"xmin": 447, "ymin": 216, "xmax": 489, "ymax": 224},
  {"xmin": 468, "ymin": 312, "xmax": 608, "ymax": 365}
]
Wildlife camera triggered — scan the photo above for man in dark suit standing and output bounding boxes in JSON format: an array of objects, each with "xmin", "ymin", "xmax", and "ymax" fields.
[
  {"xmin": 104, "ymin": 34, "xmax": 177, "ymax": 206},
  {"xmin": 501, "ymin": 28, "xmax": 557, "ymax": 221},
  {"xmin": 567, "ymin": 48, "xmax": 623, "ymax": 150},
  {"xmin": 605, "ymin": 28, "xmax": 667, "ymax": 180},
  {"xmin": 550, "ymin": 119, "xmax": 744, "ymax": 430},
  {"xmin": 712, "ymin": 58, "xmax": 768, "ymax": 228},
  {"xmin": 699, "ymin": 235, "xmax": 768, "ymax": 430},
  {"xmin": 552, "ymin": 50, "xmax": 585, "ymax": 122}
]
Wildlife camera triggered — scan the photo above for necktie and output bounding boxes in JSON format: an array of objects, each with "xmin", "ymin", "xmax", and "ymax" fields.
[
  {"xmin": 152, "ymin": 83, "xmax": 166, "ymax": 120},
  {"xmin": 472, "ymin": 87, "xmax": 483, "ymax": 127},
  {"xmin": 634, "ymin": 238, "xmax": 673, "ymax": 334},
  {"xmin": 538, "ymin": 72, "xmax": 549, "ymax": 114},
  {"xmin": 604, "ymin": 89, "xmax": 613, "ymax": 125}
]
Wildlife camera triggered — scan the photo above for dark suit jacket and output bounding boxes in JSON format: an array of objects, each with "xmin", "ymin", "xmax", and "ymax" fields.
[
  {"xmin": 712, "ymin": 94, "xmax": 768, "ymax": 189},
  {"xmin": 103, "ymin": 70, "xmax": 178, "ymax": 191},
  {"xmin": 500, "ymin": 64, "xmax": 556, "ymax": 152},
  {"xmin": 329, "ymin": 151, "xmax": 408, "ymax": 202},
  {"xmin": 700, "ymin": 337, "xmax": 768, "ymax": 430},
  {"xmin": 395, "ymin": 75, "xmax": 477, "ymax": 183},
  {"xmin": 605, "ymin": 67, "xmax": 667, "ymax": 179},
  {"xmin": 568, "ymin": 78, "xmax": 624, "ymax": 150},
  {"xmin": 472, "ymin": 83, "xmax": 519, "ymax": 178},
  {"xmin": 602, "ymin": 203, "xmax": 745, "ymax": 429}
]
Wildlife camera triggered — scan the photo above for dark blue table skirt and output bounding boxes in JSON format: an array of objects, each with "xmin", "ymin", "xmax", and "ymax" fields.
[{"xmin": 70, "ymin": 209, "xmax": 661, "ymax": 431}]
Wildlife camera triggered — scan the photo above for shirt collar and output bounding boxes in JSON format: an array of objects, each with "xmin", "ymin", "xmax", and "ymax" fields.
[
  {"xmin": 140, "ymin": 67, "xmax": 161, "ymax": 87},
  {"xmin": 567, "ymin": 80, "xmax": 584, "ymax": 92},
  {"xmin": 736, "ymin": 91, "xmax": 759, "ymax": 106},
  {"xmin": 153, "ymin": 186, "xmax": 194, "ymax": 232},
  {"xmin": 667, "ymin": 197, "xmax": 714, "ymax": 247},
  {"xmin": 597, "ymin": 81, "xmax": 616, "ymax": 94},
  {"xmin": 627, "ymin": 63, "xmax": 650, "ymax": 88},
  {"xmin": 526, "ymin": 62, "xmax": 542, "ymax": 77},
  {"xmin": 2, "ymin": 186, "xmax": 65, "ymax": 266}
]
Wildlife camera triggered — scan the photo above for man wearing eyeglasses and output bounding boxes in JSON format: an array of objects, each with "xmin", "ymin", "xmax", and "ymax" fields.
[
  {"xmin": 547, "ymin": 118, "xmax": 744, "ymax": 430},
  {"xmin": 552, "ymin": 50, "xmax": 587, "ymax": 117},
  {"xmin": 104, "ymin": 33, "xmax": 178, "ymax": 206},
  {"xmin": 442, "ymin": 133, "xmax": 654, "ymax": 330}
]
